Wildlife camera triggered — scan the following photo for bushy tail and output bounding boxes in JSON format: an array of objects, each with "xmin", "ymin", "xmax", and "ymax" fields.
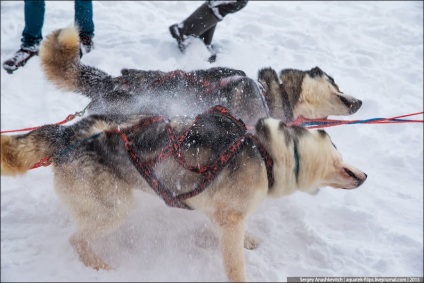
[
  {"xmin": 39, "ymin": 26, "xmax": 111, "ymax": 99},
  {"xmin": 39, "ymin": 26, "xmax": 81, "ymax": 92},
  {"xmin": 1, "ymin": 125, "xmax": 62, "ymax": 176}
]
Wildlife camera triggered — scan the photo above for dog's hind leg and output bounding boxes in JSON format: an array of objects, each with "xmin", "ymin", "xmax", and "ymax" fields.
[
  {"xmin": 213, "ymin": 210, "xmax": 247, "ymax": 282},
  {"xmin": 54, "ymin": 164, "xmax": 135, "ymax": 270},
  {"xmin": 65, "ymin": 191, "xmax": 134, "ymax": 270}
]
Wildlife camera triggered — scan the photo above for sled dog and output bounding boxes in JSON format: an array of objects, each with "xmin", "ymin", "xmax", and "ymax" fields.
[
  {"xmin": 1, "ymin": 106, "xmax": 367, "ymax": 282},
  {"xmin": 39, "ymin": 27, "xmax": 363, "ymax": 126}
]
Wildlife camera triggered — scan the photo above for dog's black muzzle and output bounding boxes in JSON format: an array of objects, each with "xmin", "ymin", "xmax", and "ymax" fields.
[
  {"xmin": 337, "ymin": 95, "xmax": 362, "ymax": 114},
  {"xmin": 349, "ymin": 99, "xmax": 362, "ymax": 114}
]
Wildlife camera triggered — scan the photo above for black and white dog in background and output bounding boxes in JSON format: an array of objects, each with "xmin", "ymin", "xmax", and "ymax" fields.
[{"xmin": 39, "ymin": 26, "xmax": 363, "ymax": 126}]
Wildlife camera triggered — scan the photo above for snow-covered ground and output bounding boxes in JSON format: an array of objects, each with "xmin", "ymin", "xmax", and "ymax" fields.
[{"xmin": 1, "ymin": 1, "xmax": 423, "ymax": 282}]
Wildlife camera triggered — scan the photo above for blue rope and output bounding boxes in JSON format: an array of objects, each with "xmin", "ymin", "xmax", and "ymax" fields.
[{"xmin": 300, "ymin": 117, "xmax": 420, "ymax": 127}]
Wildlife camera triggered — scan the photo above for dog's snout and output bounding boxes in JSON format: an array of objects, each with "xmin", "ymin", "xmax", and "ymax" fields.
[
  {"xmin": 337, "ymin": 95, "xmax": 362, "ymax": 114},
  {"xmin": 343, "ymin": 168, "xmax": 367, "ymax": 188},
  {"xmin": 349, "ymin": 99, "xmax": 362, "ymax": 114},
  {"xmin": 357, "ymin": 172, "xmax": 367, "ymax": 186}
]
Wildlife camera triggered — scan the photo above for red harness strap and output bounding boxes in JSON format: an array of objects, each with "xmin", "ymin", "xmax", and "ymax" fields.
[{"xmin": 115, "ymin": 106, "xmax": 274, "ymax": 210}]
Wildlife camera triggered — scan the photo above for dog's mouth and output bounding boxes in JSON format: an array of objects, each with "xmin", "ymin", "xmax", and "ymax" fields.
[{"xmin": 341, "ymin": 168, "xmax": 367, "ymax": 190}]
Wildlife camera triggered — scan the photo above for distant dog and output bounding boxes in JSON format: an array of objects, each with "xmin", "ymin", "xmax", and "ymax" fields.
[
  {"xmin": 39, "ymin": 27, "xmax": 362, "ymax": 126},
  {"xmin": 1, "ymin": 106, "xmax": 367, "ymax": 282}
]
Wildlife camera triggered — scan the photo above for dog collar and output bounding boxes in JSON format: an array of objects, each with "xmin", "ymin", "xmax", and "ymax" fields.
[{"xmin": 293, "ymin": 141, "xmax": 300, "ymax": 182}]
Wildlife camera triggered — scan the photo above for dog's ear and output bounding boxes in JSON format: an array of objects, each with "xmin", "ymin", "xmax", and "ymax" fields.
[
  {"xmin": 308, "ymin": 66, "xmax": 324, "ymax": 78},
  {"xmin": 279, "ymin": 69, "xmax": 303, "ymax": 105},
  {"xmin": 317, "ymin": 129, "xmax": 338, "ymax": 149},
  {"xmin": 291, "ymin": 125, "xmax": 309, "ymax": 137},
  {"xmin": 317, "ymin": 129, "xmax": 328, "ymax": 138},
  {"xmin": 278, "ymin": 121, "xmax": 293, "ymax": 146},
  {"xmin": 255, "ymin": 118, "xmax": 270, "ymax": 140},
  {"xmin": 258, "ymin": 67, "xmax": 279, "ymax": 91},
  {"xmin": 278, "ymin": 121, "xmax": 287, "ymax": 129}
]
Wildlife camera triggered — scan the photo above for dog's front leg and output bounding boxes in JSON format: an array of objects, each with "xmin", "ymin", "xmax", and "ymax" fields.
[
  {"xmin": 70, "ymin": 233, "xmax": 112, "ymax": 271},
  {"xmin": 213, "ymin": 210, "xmax": 247, "ymax": 282}
]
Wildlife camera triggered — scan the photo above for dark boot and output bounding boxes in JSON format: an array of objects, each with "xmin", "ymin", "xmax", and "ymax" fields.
[
  {"xmin": 79, "ymin": 35, "xmax": 94, "ymax": 58},
  {"xmin": 199, "ymin": 25, "xmax": 218, "ymax": 62},
  {"xmin": 2, "ymin": 45, "xmax": 39, "ymax": 74},
  {"xmin": 169, "ymin": 2, "xmax": 220, "ymax": 52}
]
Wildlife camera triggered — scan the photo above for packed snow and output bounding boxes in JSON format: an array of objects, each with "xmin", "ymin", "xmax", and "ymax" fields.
[{"xmin": 1, "ymin": 1, "xmax": 423, "ymax": 282}]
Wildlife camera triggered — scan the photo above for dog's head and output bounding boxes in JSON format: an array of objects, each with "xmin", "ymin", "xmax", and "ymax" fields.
[
  {"xmin": 255, "ymin": 118, "xmax": 367, "ymax": 197},
  {"xmin": 294, "ymin": 126, "xmax": 367, "ymax": 193},
  {"xmin": 280, "ymin": 67, "xmax": 362, "ymax": 119}
]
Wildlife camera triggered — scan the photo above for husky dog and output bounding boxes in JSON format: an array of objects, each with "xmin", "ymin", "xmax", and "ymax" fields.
[
  {"xmin": 39, "ymin": 27, "xmax": 362, "ymax": 126},
  {"xmin": 1, "ymin": 107, "xmax": 367, "ymax": 282}
]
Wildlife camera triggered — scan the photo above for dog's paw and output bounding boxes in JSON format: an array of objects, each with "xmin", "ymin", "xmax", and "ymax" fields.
[
  {"xmin": 244, "ymin": 232, "xmax": 261, "ymax": 250},
  {"xmin": 89, "ymin": 259, "xmax": 113, "ymax": 271},
  {"xmin": 80, "ymin": 253, "xmax": 113, "ymax": 271},
  {"xmin": 95, "ymin": 264, "xmax": 113, "ymax": 271}
]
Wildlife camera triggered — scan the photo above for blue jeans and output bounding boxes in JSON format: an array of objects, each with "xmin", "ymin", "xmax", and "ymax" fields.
[{"xmin": 21, "ymin": 0, "xmax": 94, "ymax": 48}]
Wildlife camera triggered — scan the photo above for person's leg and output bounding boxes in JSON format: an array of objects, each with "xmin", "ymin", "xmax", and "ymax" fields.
[
  {"xmin": 169, "ymin": 2, "xmax": 219, "ymax": 52},
  {"xmin": 208, "ymin": 0, "xmax": 248, "ymax": 19},
  {"xmin": 200, "ymin": 25, "xmax": 218, "ymax": 62},
  {"xmin": 169, "ymin": 0, "xmax": 248, "ymax": 52},
  {"xmin": 74, "ymin": 0, "xmax": 94, "ymax": 56},
  {"xmin": 21, "ymin": 0, "xmax": 45, "ymax": 49},
  {"xmin": 200, "ymin": 25, "xmax": 216, "ymax": 46},
  {"xmin": 74, "ymin": 0, "xmax": 94, "ymax": 38},
  {"xmin": 2, "ymin": 0, "xmax": 45, "ymax": 73}
]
